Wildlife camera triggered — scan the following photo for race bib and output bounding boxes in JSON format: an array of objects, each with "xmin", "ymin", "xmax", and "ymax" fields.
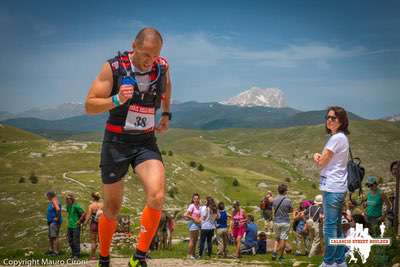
[{"xmin": 124, "ymin": 104, "xmax": 155, "ymax": 132}]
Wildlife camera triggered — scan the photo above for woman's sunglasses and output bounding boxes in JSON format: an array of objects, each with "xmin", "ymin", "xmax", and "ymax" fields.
[{"xmin": 325, "ymin": 115, "xmax": 337, "ymax": 121}]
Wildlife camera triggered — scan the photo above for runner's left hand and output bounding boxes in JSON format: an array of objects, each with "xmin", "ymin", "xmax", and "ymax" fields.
[{"xmin": 156, "ymin": 115, "xmax": 169, "ymax": 133}]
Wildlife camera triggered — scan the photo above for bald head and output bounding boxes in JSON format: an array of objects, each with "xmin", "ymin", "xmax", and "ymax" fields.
[{"xmin": 135, "ymin": 27, "xmax": 163, "ymax": 47}]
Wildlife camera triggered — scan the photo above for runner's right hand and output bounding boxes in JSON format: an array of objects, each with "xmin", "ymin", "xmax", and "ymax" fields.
[{"xmin": 118, "ymin": 84, "xmax": 134, "ymax": 104}]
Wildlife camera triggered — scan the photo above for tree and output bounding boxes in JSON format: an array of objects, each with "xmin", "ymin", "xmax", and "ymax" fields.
[
  {"xmin": 168, "ymin": 150, "xmax": 173, "ymax": 156},
  {"xmin": 19, "ymin": 177, "xmax": 26, "ymax": 183},
  {"xmin": 232, "ymin": 178, "xmax": 239, "ymax": 187},
  {"xmin": 285, "ymin": 177, "xmax": 291, "ymax": 183}
]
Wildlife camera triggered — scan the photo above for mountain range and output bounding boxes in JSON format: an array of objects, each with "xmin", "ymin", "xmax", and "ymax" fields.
[{"xmin": 1, "ymin": 101, "xmax": 366, "ymax": 139}]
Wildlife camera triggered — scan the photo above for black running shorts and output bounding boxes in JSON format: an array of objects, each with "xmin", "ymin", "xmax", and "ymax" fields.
[{"xmin": 100, "ymin": 130, "xmax": 163, "ymax": 184}]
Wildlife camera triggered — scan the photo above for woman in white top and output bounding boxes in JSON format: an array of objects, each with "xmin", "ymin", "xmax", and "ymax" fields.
[
  {"xmin": 313, "ymin": 106, "xmax": 350, "ymax": 267},
  {"xmin": 199, "ymin": 196, "xmax": 218, "ymax": 257}
]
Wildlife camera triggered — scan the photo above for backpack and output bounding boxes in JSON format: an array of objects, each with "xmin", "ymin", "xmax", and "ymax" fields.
[{"xmin": 347, "ymin": 147, "xmax": 365, "ymax": 193}]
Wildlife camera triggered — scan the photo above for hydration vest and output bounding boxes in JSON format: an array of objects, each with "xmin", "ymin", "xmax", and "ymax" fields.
[{"xmin": 106, "ymin": 51, "xmax": 168, "ymax": 134}]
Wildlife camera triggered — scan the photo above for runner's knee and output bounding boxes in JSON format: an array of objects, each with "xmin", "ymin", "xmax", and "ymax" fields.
[
  {"xmin": 146, "ymin": 190, "xmax": 165, "ymax": 209},
  {"xmin": 103, "ymin": 203, "xmax": 121, "ymax": 219}
]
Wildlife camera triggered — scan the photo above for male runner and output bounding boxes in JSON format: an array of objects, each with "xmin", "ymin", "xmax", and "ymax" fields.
[{"xmin": 85, "ymin": 27, "xmax": 172, "ymax": 267}]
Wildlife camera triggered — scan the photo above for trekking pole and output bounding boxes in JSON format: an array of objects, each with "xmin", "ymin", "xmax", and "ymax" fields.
[{"xmin": 390, "ymin": 160, "xmax": 400, "ymax": 236}]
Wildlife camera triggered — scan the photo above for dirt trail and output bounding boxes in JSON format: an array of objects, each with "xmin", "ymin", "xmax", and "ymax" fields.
[{"xmin": 52, "ymin": 258, "xmax": 273, "ymax": 267}]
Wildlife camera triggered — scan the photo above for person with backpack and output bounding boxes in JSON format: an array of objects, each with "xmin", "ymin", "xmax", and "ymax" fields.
[
  {"xmin": 304, "ymin": 195, "xmax": 324, "ymax": 257},
  {"xmin": 271, "ymin": 184, "xmax": 293, "ymax": 261},
  {"xmin": 260, "ymin": 191, "xmax": 273, "ymax": 235},
  {"xmin": 65, "ymin": 193, "xmax": 86, "ymax": 259},
  {"xmin": 313, "ymin": 106, "xmax": 350, "ymax": 267},
  {"xmin": 85, "ymin": 27, "xmax": 172, "ymax": 267},
  {"xmin": 199, "ymin": 196, "xmax": 218, "ymax": 257},
  {"xmin": 84, "ymin": 192, "xmax": 103, "ymax": 260},
  {"xmin": 365, "ymin": 176, "xmax": 391, "ymax": 237}
]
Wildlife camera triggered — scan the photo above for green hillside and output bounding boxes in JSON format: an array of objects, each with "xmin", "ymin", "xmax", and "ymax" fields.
[{"xmin": 0, "ymin": 120, "xmax": 399, "ymax": 254}]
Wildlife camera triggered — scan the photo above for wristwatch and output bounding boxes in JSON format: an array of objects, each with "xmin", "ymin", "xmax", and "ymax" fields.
[{"xmin": 161, "ymin": 112, "xmax": 172, "ymax": 121}]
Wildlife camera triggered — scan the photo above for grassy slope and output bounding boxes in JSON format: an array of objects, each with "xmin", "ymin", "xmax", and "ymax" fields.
[{"xmin": 0, "ymin": 121, "xmax": 399, "ymax": 254}]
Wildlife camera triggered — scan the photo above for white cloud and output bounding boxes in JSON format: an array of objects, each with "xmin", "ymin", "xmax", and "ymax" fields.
[{"xmin": 163, "ymin": 33, "xmax": 378, "ymax": 69}]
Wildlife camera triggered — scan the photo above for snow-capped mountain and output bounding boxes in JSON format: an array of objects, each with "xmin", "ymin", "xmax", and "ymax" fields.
[{"xmin": 221, "ymin": 87, "xmax": 287, "ymax": 108}]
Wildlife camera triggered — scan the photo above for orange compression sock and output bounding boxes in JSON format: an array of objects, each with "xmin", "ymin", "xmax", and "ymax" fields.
[
  {"xmin": 98, "ymin": 213, "xmax": 117, "ymax": 257},
  {"xmin": 136, "ymin": 205, "xmax": 162, "ymax": 253}
]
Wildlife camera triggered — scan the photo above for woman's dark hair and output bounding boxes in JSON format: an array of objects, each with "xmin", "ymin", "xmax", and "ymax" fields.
[
  {"xmin": 91, "ymin": 192, "xmax": 101, "ymax": 201},
  {"xmin": 206, "ymin": 196, "xmax": 218, "ymax": 214},
  {"xmin": 218, "ymin": 202, "xmax": 225, "ymax": 210},
  {"xmin": 247, "ymin": 214, "xmax": 254, "ymax": 222},
  {"xmin": 325, "ymin": 106, "xmax": 350, "ymax": 135},
  {"xmin": 191, "ymin": 193, "xmax": 200, "ymax": 204},
  {"xmin": 278, "ymin": 184, "xmax": 288, "ymax": 195}
]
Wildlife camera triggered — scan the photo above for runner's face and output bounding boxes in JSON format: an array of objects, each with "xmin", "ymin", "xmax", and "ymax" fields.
[{"xmin": 132, "ymin": 39, "xmax": 161, "ymax": 71}]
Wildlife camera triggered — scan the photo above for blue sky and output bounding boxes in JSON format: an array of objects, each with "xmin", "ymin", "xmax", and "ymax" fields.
[{"xmin": 0, "ymin": 0, "xmax": 399, "ymax": 119}]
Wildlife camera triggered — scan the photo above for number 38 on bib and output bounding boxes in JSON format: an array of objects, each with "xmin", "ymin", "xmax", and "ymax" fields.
[{"xmin": 124, "ymin": 104, "xmax": 155, "ymax": 133}]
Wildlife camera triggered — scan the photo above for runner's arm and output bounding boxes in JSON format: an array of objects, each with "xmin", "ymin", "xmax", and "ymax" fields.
[
  {"xmin": 161, "ymin": 69, "xmax": 172, "ymax": 113},
  {"xmin": 85, "ymin": 63, "xmax": 115, "ymax": 114}
]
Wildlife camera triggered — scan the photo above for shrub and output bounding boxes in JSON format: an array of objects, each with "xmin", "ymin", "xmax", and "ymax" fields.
[
  {"xmin": 285, "ymin": 177, "xmax": 291, "ymax": 183},
  {"xmin": 29, "ymin": 172, "xmax": 38, "ymax": 184},
  {"xmin": 312, "ymin": 183, "xmax": 317, "ymax": 189},
  {"xmin": 189, "ymin": 161, "xmax": 197, "ymax": 168},
  {"xmin": 197, "ymin": 164, "xmax": 204, "ymax": 171},
  {"xmin": 18, "ymin": 177, "xmax": 25, "ymax": 183},
  {"xmin": 161, "ymin": 150, "xmax": 166, "ymax": 155},
  {"xmin": 232, "ymin": 178, "xmax": 239, "ymax": 187},
  {"xmin": 168, "ymin": 150, "xmax": 173, "ymax": 156}
]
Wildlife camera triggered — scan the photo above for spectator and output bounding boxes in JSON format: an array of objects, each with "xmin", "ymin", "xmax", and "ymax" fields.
[
  {"xmin": 365, "ymin": 176, "xmax": 391, "ymax": 237},
  {"xmin": 216, "ymin": 202, "xmax": 229, "ymax": 257},
  {"xmin": 260, "ymin": 191, "xmax": 274, "ymax": 235},
  {"xmin": 184, "ymin": 193, "xmax": 201, "ymax": 259},
  {"xmin": 256, "ymin": 232, "xmax": 267, "ymax": 254},
  {"xmin": 199, "ymin": 196, "xmax": 218, "ymax": 257},
  {"xmin": 313, "ymin": 106, "xmax": 350, "ymax": 267},
  {"xmin": 240, "ymin": 214, "xmax": 258, "ymax": 255},
  {"xmin": 84, "ymin": 192, "xmax": 103, "ymax": 260},
  {"xmin": 46, "ymin": 191, "xmax": 62, "ymax": 256},
  {"xmin": 231, "ymin": 200, "xmax": 247, "ymax": 258},
  {"xmin": 65, "ymin": 193, "xmax": 85, "ymax": 259},
  {"xmin": 305, "ymin": 194, "xmax": 324, "ymax": 257},
  {"xmin": 293, "ymin": 202, "xmax": 310, "ymax": 256},
  {"xmin": 271, "ymin": 184, "xmax": 293, "ymax": 261}
]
